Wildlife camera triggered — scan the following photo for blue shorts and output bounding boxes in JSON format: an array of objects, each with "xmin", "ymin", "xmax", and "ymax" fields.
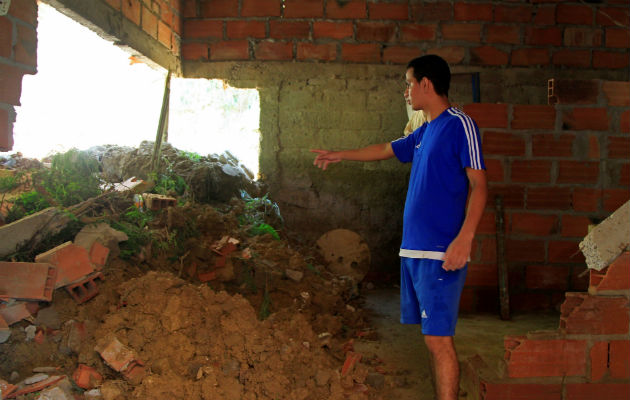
[{"xmin": 400, "ymin": 257, "xmax": 467, "ymax": 336}]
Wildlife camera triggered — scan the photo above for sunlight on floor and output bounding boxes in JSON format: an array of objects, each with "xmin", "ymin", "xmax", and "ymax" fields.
[{"xmin": 5, "ymin": 3, "xmax": 261, "ymax": 177}]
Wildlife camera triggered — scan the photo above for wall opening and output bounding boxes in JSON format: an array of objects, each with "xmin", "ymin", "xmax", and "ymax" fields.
[{"xmin": 3, "ymin": 2, "xmax": 261, "ymax": 177}]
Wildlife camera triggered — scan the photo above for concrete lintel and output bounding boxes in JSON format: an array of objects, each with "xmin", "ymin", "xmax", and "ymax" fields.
[{"xmin": 579, "ymin": 200, "xmax": 630, "ymax": 271}]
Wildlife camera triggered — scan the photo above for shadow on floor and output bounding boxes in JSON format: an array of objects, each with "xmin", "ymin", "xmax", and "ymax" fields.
[{"xmin": 355, "ymin": 287, "xmax": 559, "ymax": 400}]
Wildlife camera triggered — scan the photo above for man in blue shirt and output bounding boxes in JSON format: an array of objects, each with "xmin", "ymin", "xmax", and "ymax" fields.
[{"xmin": 312, "ymin": 55, "xmax": 487, "ymax": 400}]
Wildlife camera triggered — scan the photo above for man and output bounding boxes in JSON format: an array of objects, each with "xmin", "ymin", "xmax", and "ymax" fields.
[
  {"xmin": 404, "ymin": 90, "xmax": 427, "ymax": 136},
  {"xmin": 311, "ymin": 55, "xmax": 487, "ymax": 400}
]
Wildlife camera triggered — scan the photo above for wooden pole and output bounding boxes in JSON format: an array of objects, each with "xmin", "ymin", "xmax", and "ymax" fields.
[
  {"xmin": 151, "ymin": 70, "xmax": 171, "ymax": 175},
  {"xmin": 495, "ymin": 195, "xmax": 510, "ymax": 320}
]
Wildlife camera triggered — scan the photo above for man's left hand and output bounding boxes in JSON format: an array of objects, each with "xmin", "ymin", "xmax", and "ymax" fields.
[{"xmin": 442, "ymin": 235, "xmax": 472, "ymax": 271}]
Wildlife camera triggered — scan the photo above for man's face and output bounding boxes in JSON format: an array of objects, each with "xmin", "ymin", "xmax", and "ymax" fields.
[{"xmin": 405, "ymin": 68, "xmax": 423, "ymax": 111}]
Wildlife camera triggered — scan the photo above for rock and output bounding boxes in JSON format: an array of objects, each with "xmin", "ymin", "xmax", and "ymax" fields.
[
  {"xmin": 74, "ymin": 223, "xmax": 128, "ymax": 257},
  {"xmin": 10, "ymin": 371, "xmax": 19, "ymax": 382},
  {"xmin": 24, "ymin": 373, "xmax": 49, "ymax": 385},
  {"xmin": 316, "ymin": 229, "xmax": 371, "ymax": 282},
  {"xmin": 25, "ymin": 324, "xmax": 37, "ymax": 341},
  {"xmin": 34, "ymin": 306, "xmax": 61, "ymax": 330},
  {"xmin": 285, "ymin": 269, "xmax": 304, "ymax": 282},
  {"xmin": 35, "ymin": 386, "xmax": 73, "ymax": 400}
]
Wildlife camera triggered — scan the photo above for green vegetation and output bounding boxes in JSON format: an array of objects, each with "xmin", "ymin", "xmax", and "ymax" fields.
[
  {"xmin": 0, "ymin": 173, "xmax": 22, "ymax": 193},
  {"xmin": 109, "ymin": 207, "xmax": 155, "ymax": 260},
  {"xmin": 150, "ymin": 162, "xmax": 187, "ymax": 197},
  {"xmin": 249, "ymin": 222, "xmax": 280, "ymax": 240},
  {"xmin": 239, "ymin": 191, "xmax": 283, "ymax": 240},
  {"xmin": 181, "ymin": 150, "xmax": 203, "ymax": 162},
  {"xmin": 5, "ymin": 191, "xmax": 50, "ymax": 223}
]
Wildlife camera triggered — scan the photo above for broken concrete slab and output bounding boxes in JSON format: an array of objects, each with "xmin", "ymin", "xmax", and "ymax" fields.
[
  {"xmin": 35, "ymin": 242, "xmax": 95, "ymax": 289},
  {"xmin": 579, "ymin": 200, "xmax": 629, "ymax": 271},
  {"xmin": 0, "ymin": 301, "xmax": 38, "ymax": 325},
  {"xmin": 0, "ymin": 207, "xmax": 72, "ymax": 259},
  {"xmin": 74, "ymin": 222, "xmax": 128, "ymax": 254},
  {"xmin": 108, "ymin": 176, "xmax": 154, "ymax": 193},
  {"xmin": 0, "ymin": 262, "xmax": 57, "ymax": 301}
]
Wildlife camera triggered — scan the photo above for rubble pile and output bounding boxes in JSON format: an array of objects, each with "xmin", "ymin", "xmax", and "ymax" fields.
[{"xmin": 0, "ymin": 145, "xmax": 385, "ymax": 399}]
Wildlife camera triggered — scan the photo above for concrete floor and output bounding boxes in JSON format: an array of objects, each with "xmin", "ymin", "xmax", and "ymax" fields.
[{"xmin": 355, "ymin": 288, "xmax": 559, "ymax": 400}]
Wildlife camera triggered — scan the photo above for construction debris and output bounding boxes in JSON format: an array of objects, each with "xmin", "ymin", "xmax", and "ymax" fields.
[{"xmin": 579, "ymin": 200, "xmax": 630, "ymax": 270}]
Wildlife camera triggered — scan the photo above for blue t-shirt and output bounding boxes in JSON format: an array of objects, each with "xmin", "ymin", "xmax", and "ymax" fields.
[{"xmin": 391, "ymin": 107, "xmax": 485, "ymax": 259}]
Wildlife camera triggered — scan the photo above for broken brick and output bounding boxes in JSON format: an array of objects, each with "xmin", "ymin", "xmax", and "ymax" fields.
[
  {"xmin": 35, "ymin": 242, "xmax": 95, "ymax": 289},
  {"xmin": 89, "ymin": 241, "xmax": 110, "ymax": 268},
  {"xmin": 0, "ymin": 301, "xmax": 37, "ymax": 325},
  {"xmin": 504, "ymin": 336, "xmax": 587, "ymax": 378},
  {"xmin": 64, "ymin": 272, "xmax": 104, "ymax": 304},
  {"xmin": 589, "ymin": 252, "xmax": 630, "ymax": 294},
  {"xmin": 610, "ymin": 340, "xmax": 630, "ymax": 379},
  {"xmin": 0, "ymin": 378, "xmax": 17, "ymax": 398},
  {"xmin": 95, "ymin": 335, "xmax": 146, "ymax": 383},
  {"xmin": 72, "ymin": 364, "xmax": 103, "ymax": 389},
  {"xmin": 143, "ymin": 193, "xmax": 177, "ymax": 210},
  {"xmin": 341, "ymin": 351, "xmax": 362, "ymax": 377},
  {"xmin": 0, "ymin": 261, "xmax": 57, "ymax": 302},
  {"xmin": 5, "ymin": 375, "xmax": 65, "ymax": 398},
  {"xmin": 560, "ymin": 292, "xmax": 629, "ymax": 335}
]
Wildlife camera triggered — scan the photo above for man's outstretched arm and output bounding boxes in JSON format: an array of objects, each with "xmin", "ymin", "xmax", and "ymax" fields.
[
  {"xmin": 311, "ymin": 143, "xmax": 395, "ymax": 170},
  {"xmin": 442, "ymin": 168, "xmax": 488, "ymax": 271}
]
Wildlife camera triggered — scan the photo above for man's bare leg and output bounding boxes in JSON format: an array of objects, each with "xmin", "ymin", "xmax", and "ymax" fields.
[{"xmin": 424, "ymin": 335, "xmax": 459, "ymax": 400}]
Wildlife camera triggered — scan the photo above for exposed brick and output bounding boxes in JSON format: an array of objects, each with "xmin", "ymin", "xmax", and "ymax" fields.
[
  {"xmin": 606, "ymin": 28, "xmax": 630, "ymax": 48},
  {"xmin": 572, "ymin": 188, "xmax": 600, "ymax": 212},
  {"xmin": 8, "ymin": 0, "xmax": 37, "ymax": 26},
  {"xmin": 400, "ymin": 24, "xmax": 436, "ymax": 42},
  {"xmin": 609, "ymin": 340, "xmax": 630, "ymax": 379},
  {"xmin": 284, "ymin": 0, "xmax": 323, "ymax": 18},
  {"xmin": 562, "ymin": 107, "xmax": 609, "ymax": 131},
  {"xmin": 534, "ymin": 5, "xmax": 556, "ymax": 25},
  {"xmin": 590, "ymin": 341, "xmax": 609, "ymax": 382},
  {"xmin": 549, "ymin": 79, "xmax": 600, "ymax": 106},
  {"xmin": 411, "ymin": 2, "xmax": 452, "ymax": 22},
  {"xmin": 565, "ymin": 383, "xmax": 630, "ymax": 400},
  {"xmin": 561, "ymin": 293, "xmax": 629, "ymax": 335},
  {"xmin": 557, "ymin": 4, "xmax": 593, "ymax": 25},
  {"xmin": 183, "ymin": 0, "xmax": 196, "ymax": 17},
  {"xmin": 561, "ymin": 215, "xmax": 590, "ymax": 238},
  {"xmin": 123, "ymin": 0, "xmax": 142, "ymax": 25},
  {"xmin": 483, "ymin": 131, "xmax": 525, "ymax": 156},
  {"xmin": 269, "ymin": 21, "xmax": 310, "ymax": 39},
  {"xmin": 157, "ymin": 21, "xmax": 172, "ymax": 49},
  {"xmin": 588, "ymin": 134, "xmax": 601, "ymax": 159},
  {"xmin": 564, "ymin": 27, "xmax": 603, "ymax": 47},
  {"xmin": 296, "ymin": 42, "xmax": 336, "ymax": 62},
  {"xmin": 242, "ymin": 0, "xmax": 281, "ymax": 17},
  {"xmin": 480, "ymin": 382, "xmax": 563, "ymax": 400},
  {"xmin": 0, "ymin": 64, "xmax": 26, "ymax": 105},
  {"xmin": 459, "ymin": 287, "xmax": 474, "ymax": 312},
  {"xmin": 341, "ymin": 43, "xmax": 380, "ymax": 63},
  {"xmin": 0, "ymin": 108, "xmax": 12, "ymax": 150},
  {"xmin": 557, "ymin": 161, "xmax": 599, "ymax": 184},
  {"xmin": 571, "ymin": 266, "xmax": 589, "ymax": 291},
  {"xmin": 511, "ymin": 212, "xmax": 557, "ymax": 235},
  {"xmin": 466, "ymin": 263, "xmax": 498, "ymax": 287},
  {"xmin": 226, "ymin": 21, "xmax": 266, "ymax": 39},
  {"xmin": 511, "ymin": 48, "xmax": 550, "ymax": 66},
  {"xmin": 356, "ymin": 22, "xmax": 396, "ymax": 42},
  {"xmin": 602, "ymin": 81, "xmax": 630, "ymax": 106},
  {"xmin": 510, "ymin": 160, "xmax": 552, "ymax": 183},
  {"xmin": 524, "ymin": 26, "xmax": 562, "ymax": 46},
  {"xmin": 368, "ymin": 2, "xmax": 408, "ymax": 20},
  {"xmin": 255, "ymin": 41, "xmax": 293, "ymax": 61},
  {"xmin": 425, "ymin": 46, "xmax": 465, "ymax": 64},
  {"xmin": 620, "ymin": 163, "xmax": 630, "ymax": 186},
  {"xmin": 488, "ymin": 185, "xmax": 526, "ymax": 208},
  {"xmin": 463, "ymin": 103, "xmax": 508, "ymax": 128},
  {"xmin": 209, "ymin": 41, "xmax": 249, "ymax": 60},
  {"xmin": 532, "ymin": 133, "xmax": 575, "ymax": 157},
  {"xmin": 35, "ymin": 242, "xmax": 94, "ymax": 289},
  {"xmin": 382, "ymin": 46, "xmax": 421, "ymax": 65},
  {"xmin": 441, "ymin": 23, "xmax": 482, "ymax": 43},
  {"xmin": 608, "ymin": 136, "xmax": 630, "ymax": 159},
  {"xmin": 184, "ymin": 20, "xmax": 222, "ymax": 38},
  {"xmin": 552, "ymin": 49, "xmax": 591, "ymax": 68},
  {"xmin": 0, "ymin": 18, "xmax": 12, "ymax": 58},
  {"xmin": 476, "ymin": 211, "xmax": 497, "ymax": 235},
  {"xmin": 200, "ymin": 0, "xmax": 238, "ymax": 17},
  {"xmin": 593, "ymin": 50, "xmax": 629, "ymax": 69},
  {"xmin": 621, "ymin": 110, "xmax": 630, "ymax": 133},
  {"xmin": 505, "ymin": 337, "xmax": 587, "ymax": 378},
  {"xmin": 507, "ymin": 239, "xmax": 546, "ymax": 262},
  {"xmin": 525, "ymin": 265, "xmax": 569, "ymax": 290},
  {"xmin": 454, "ymin": 3, "xmax": 492, "ymax": 21},
  {"xmin": 512, "ymin": 105, "xmax": 556, "ymax": 130},
  {"xmin": 14, "ymin": 24, "xmax": 37, "ymax": 68},
  {"xmin": 484, "ymin": 159, "xmax": 504, "ymax": 182},
  {"xmin": 486, "ymin": 25, "xmax": 520, "ymax": 44},
  {"xmin": 494, "ymin": 4, "xmax": 533, "ymax": 23},
  {"xmin": 313, "ymin": 21, "xmax": 353, "ymax": 39},
  {"xmin": 141, "ymin": 6, "xmax": 158, "ymax": 38},
  {"xmin": 603, "ymin": 188, "xmax": 629, "ymax": 212},
  {"xmin": 181, "ymin": 42, "xmax": 208, "ymax": 61},
  {"xmin": 326, "ymin": 0, "xmax": 366, "ymax": 19},
  {"xmin": 548, "ymin": 240, "xmax": 584, "ymax": 263},
  {"xmin": 591, "ymin": 252, "xmax": 630, "ymax": 292},
  {"xmin": 510, "ymin": 292, "xmax": 553, "ymax": 312},
  {"xmin": 479, "ymin": 237, "xmax": 496, "ymax": 263},
  {"xmin": 527, "ymin": 187, "xmax": 572, "ymax": 210},
  {"xmin": 596, "ymin": 6, "xmax": 630, "ymax": 26},
  {"xmin": 471, "ymin": 46, "xmax": 509, "ymax": 66}
]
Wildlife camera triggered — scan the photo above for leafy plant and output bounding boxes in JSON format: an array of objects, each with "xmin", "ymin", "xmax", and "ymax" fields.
[
  {"xmin": 249, "ymin": 222, "xmax": 280, "ymax": 240},
  {"xmin": 108, "ymin": 207, "xmax": 155, "ymax": 260},
  {"xmin": 181, "ymin": 151, "xmax": 203, "ymax": 162},
  {"xmin": 0, "ymin": 173, "xmax": 22, "ymax": 193},
  {"xmin": 150, "ymin": 162, "xmax": 188, "ymax": 196},
  {"xmin": 6, "ymin": 191, "xmax": 51, "ymax": 223}
]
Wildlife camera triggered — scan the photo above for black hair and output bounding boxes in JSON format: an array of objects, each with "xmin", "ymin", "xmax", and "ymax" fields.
[{"xmin": 406, "ymin": 55, "xmax": 451, "ymax": 97}]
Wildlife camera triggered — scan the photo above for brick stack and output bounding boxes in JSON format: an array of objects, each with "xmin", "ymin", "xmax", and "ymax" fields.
[
  {"xmin": 463, "ymin": 251, "xmax": 630, "ymax": 400},
  {"xmin": 461, "ymin": 79, "xmax": 630, "ymax": 312}
]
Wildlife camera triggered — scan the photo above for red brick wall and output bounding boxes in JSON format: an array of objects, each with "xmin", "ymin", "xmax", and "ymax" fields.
[
  {"xmin": 0, "ymin": 0, "xmax": 37, "ymax": 151},
  {"xmin": 181, "ymin": 0, "xmax": 629, "ymax": 67},
  {"xmin": 460, "ymin": 80, "xmax": 630, "ymax": 313}
]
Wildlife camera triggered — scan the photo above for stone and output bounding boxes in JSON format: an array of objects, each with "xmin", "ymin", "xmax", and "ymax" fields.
[
  {"xmin": 580, "ymin": 200, "xmax": 630, "ymax": 271},
  {"xmin": 316, "ymin": 229, "xmax": 371, "ymax": 282},
  {"xmin": 34, "ymin": 306, "xmax": 61, "ymax": 329},
  {"xmin": 0, "ymin": 208, "xmax": 71, "ymax": 259},
  {"xmin": 24, "ymin": 373, "xmax": 49, "ymax": 385},
  {"xmin": 285, "ymin": 269, "xmax": 304, "ymax": 282}
]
